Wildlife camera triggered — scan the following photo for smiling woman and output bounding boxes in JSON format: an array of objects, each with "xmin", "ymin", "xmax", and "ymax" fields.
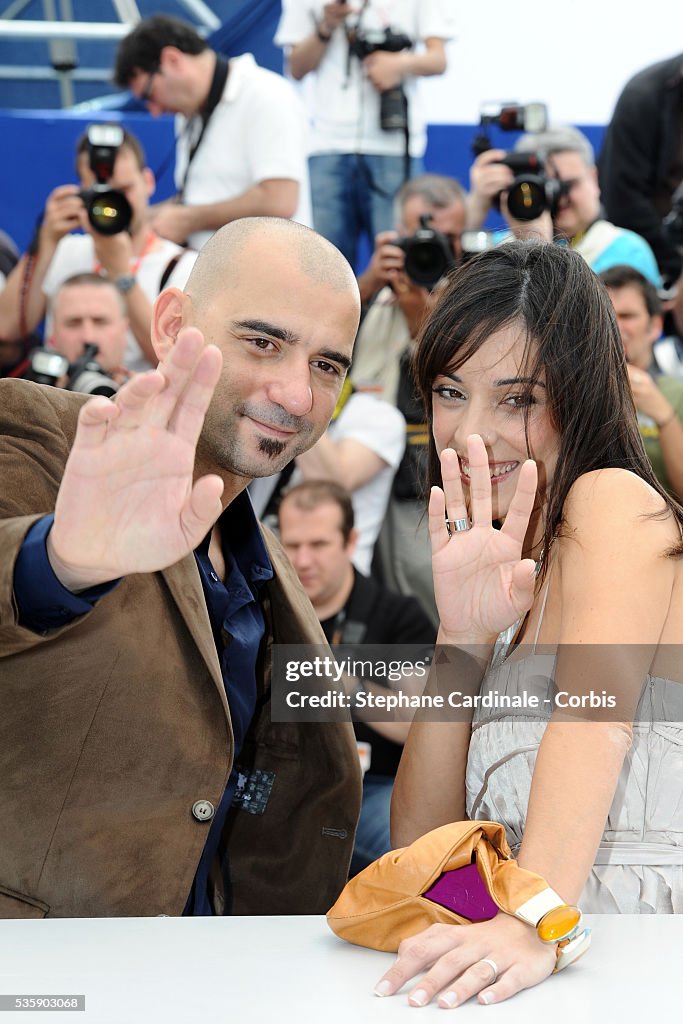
[{"xmin": 380, "ymin": 241, "xmax": 683, "ymax": 1010}]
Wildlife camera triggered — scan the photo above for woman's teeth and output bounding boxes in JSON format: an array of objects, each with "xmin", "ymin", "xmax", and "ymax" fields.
[{"xmin": 461, "ymin": 462, "xmax": 518, "ymax": 478}]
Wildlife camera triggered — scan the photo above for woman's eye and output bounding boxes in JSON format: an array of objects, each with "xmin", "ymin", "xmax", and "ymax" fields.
[
  {"xmin": 432, "ymin": 385, "xmax": 465, "ymax": 401},
  {"xmin": 503, "ymin": 394, "xmax": 536, "ymax": 409}
]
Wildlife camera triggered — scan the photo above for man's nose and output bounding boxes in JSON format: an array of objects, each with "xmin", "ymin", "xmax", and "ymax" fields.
[
  {"xmin": 267, "ymin": 364, "xmax": 314, "ymax": 417},
  {"xmin": 293, "ymin": 546, "xmax": 313, "ymax": 571}
]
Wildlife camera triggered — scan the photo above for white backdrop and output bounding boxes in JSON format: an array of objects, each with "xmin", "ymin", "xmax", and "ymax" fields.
[{"xmin": 419, "ymin": 1, "xmax": 680, "ymax": 125}]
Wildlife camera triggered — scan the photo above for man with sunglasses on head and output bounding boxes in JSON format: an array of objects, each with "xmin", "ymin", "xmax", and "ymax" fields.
[
  {"xmin": 466, "ymin": 124, "xmax": 662, "ymax": 287},
  {"xmin": 114, "ymin": 14, "xmax": 311, "ymax": 252}
]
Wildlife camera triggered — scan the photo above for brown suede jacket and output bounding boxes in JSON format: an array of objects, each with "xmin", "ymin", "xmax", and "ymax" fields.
[{"xmin": 0, "ymin": 379, "xmax": 361, "ymax": 918}]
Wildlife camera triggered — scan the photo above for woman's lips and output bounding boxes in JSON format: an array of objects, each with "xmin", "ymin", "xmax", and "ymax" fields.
[{"xmin": 459, "ymin": 460, "xmax": 520, "ymax": 486}]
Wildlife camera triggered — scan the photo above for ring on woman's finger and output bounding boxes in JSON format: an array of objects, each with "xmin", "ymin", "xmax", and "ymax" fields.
[
  {"xmin": 477, "ymin": 958, "xmax": 498, "ymax": 983},
  {"xmin": 445, "ymin": 517, "xmax": 469, "ymax": 537}
]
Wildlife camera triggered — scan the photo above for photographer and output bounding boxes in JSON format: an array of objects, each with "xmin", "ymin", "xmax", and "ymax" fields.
[
  {"xmin": 275, "ymin": 2, "xmax": 455, "ymax": 266},
  {"xmin": 467, "ymin": 124, "xmax": 662, "ymax": 286},
  {"xmin": 600, "ymin": 265, "xmax": 683, "ymax": 499},
  {"xmin": 18, "ymin": 127, "xmax": 197, "ymax": 373},
  {"xmin": 351, "ymin": 174, "xmax": 465, "ymax": 625},
  {"xmin": 40, "ymin": 273, "xmax": 129, "ymax": 390},
  {"xmin": 114, "ymin": 15, "xmax": 311, "ymax": 251}
]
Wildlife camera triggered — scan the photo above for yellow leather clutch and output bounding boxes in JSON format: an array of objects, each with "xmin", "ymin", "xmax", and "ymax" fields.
[{"xmin": 327, "ymin": 820, "xmax": 591, "ymax": 971}]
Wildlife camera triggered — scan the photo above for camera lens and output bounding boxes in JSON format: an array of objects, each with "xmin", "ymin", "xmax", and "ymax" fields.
[
  {"xmin": 404, "ymin": 241, "xmax": 451, "ymax": 289},
  {"xmin": 69, "ymin": 369, "xmax": 118, "ymax": 397},
  {"xmin": 506, "ymin": 176, "xmax": 547, "ymax": 221},
  {"xmin": 82, "ymin": 187, "xmax": 132, "ymax": 236}
]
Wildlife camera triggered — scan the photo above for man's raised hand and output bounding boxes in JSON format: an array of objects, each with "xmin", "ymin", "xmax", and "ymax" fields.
[{"xmin": 48, "ymin": 329, "xmax": 224, "ymax": 591}]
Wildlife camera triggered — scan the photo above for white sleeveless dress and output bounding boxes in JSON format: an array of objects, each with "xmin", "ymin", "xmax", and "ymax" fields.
[{"xmin": 465, "ymin": 581, "xmax": 683, "ymax": 913}]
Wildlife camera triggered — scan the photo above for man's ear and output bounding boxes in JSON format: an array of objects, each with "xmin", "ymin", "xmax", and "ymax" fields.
[
  {"xmin": 143, "ymin": 167, "xmax": 156, "ymax": 199},
  {"xmin": 159, "ymin": 45, "xmax": 184, "ymax": 74},
  {"xmin": 345, "ymin": 527, "xmax": 359, "ymax": 558},
  {"xmin": 152, "ymin": 287, "xmax": 189, "ymax": 362}
]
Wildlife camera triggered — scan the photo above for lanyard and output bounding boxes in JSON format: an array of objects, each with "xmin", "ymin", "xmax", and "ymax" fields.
[
  {"xmin": 93, "ymin": 228, "xmax": 158, "ymax": 277},
  {"xmin": 177, "ymin": 55, "xmax": 230, "ymax": 202}
]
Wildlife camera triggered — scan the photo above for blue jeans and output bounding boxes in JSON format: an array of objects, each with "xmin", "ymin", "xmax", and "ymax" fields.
[
  {"xmin": 350, "ymin": 774, "xmax": 394, "ymax": 877},
  {"xmin": 309, "ymin": 153, "xmax": 423, "ymax": 269}
]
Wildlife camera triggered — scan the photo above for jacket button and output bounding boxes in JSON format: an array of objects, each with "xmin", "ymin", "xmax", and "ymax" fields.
[{"xmin": 191, "ymin": 799, "xmax": 215, "ymax": 822}]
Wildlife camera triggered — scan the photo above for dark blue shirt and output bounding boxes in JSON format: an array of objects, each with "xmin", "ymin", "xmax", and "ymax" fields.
[{"xmin": 13, "ymin": 492, "xmax": 273, "ymax": 916}]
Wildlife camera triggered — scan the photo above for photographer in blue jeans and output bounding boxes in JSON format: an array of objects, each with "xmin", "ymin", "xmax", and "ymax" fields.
[{"xmin": 275, "ymin": 2, "xmax": 455, "ymax": 267}]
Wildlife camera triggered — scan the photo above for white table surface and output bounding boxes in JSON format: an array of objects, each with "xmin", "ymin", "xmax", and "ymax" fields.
[{"xmin": 0, "ymin": 914, "xmax": 675, "ymax": 1023}]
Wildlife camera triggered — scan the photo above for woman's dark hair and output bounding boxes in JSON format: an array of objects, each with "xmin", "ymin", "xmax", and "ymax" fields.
[{"xmin": 413, "ymin": 241, "xmax": 683, "ymax": 571}]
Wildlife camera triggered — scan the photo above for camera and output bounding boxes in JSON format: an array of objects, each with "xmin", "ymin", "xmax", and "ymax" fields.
[
  {"xmin": 347, "ymin": 26, "xmax": 412, "ymax": 132},
  {"xmin": 25, "ymin": 343, "xmax": 118, "ymax": 397},
  {"xmin": 492, "ymin": 152, "xmax": 570, "ymax": 222},
  {"xmin": 396, "ymin": 214, "xmax": 456, "ymax": 290},
  {"xmin": 472, "ymin": 102, "xmax": 569, "ymax": 222},
  {"xmin": 662, "ymin": 181, "xmax": 683, "ymax": 247},
  {"xmin": 79, "ymin": 124, "xmax": 132, "ymax": 236}
]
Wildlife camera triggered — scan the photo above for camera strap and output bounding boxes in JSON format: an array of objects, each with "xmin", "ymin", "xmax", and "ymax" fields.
[
  {"xmin": 158, "ymin": 246, "xmax": 193, "ymax": 293},
  {"xmin": 177, "ymin": 54, "xmax": 230, "ymax": 202},
  {"xmin": 346, "ymin": 0, "xmax": 411, "ymax": 194}
]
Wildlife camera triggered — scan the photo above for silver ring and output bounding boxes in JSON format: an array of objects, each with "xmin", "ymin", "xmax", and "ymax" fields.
[
  {"xmin": 478, "ymin": 958, "xmax": 498, "ymax": 983},
  {"xmin": 445, "ymin": 517, "xmax": 469, "ymax": 536}
]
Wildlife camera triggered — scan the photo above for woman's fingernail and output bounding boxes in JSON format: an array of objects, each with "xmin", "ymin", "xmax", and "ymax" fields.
[
  {"xmin": 374, "ymin": 981, "xmax": 393, "ymax": 997},
  {"xmin": 439, "ymin": 991, "xmax": 458, "ymax": 1008},
  {"xmin": 480, "ymin": 992, "xmax": 495, "ymax": 1005},
  {"xmin": 409, "ymin": 989, "xmax": 429, "ymax": 1007}
]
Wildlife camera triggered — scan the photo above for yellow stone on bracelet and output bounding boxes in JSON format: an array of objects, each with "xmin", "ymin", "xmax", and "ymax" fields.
[{"xmin": 536, "ymin": 905, "xmax": 582, "ymax": 943}]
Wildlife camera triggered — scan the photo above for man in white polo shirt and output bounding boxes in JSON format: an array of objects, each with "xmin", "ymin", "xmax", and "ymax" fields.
[{"xmin": 115, "ymin": 14, "xmax": 311, "ymax": 251}]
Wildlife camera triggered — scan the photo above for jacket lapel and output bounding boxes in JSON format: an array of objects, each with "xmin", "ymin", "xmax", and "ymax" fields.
[{"xmin": 161, "ymin": 555, "xmax": 230, "ymax": 718}]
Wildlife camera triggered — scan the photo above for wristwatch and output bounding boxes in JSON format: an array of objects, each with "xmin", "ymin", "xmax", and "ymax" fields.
[
  {"xmin": 513, "ymin": 889, "xmax": 592, "ymax": 971},
  {"xmin": 114, "ymin": 273, "xmax": 137, "ymax": 294}
]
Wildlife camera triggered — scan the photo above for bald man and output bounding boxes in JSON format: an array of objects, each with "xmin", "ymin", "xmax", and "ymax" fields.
[{"xmin": 0, "ymin": 217, "xmax": 362, "ymax": 919}]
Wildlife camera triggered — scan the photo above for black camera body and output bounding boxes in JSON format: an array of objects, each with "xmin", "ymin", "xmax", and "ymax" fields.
[
  {"xmin": 396, "ymin": 215, "xmax": 455, "ymax": 290},
  {"xmin": 79, "ymin": 124, "xmax": 132, "ymax": 236},
  {"xmin": 25, "ymin": 343, "xmax": 118, "ymax": 397},
  {"xmin": 347, "ymin": 27, "xmax": 412, "ymax": 131},
  {"xmin": 472, "ymin": 103, "xmax": 567, "ymax": 222}
]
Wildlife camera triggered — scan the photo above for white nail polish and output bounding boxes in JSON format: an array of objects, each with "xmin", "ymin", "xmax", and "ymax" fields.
[
  {"xmin": 374, "ymin": 980, "xmax": 393, "ymax": 997},
  {"xmin": 439, "ymin": 991, "xmax": 458, "ymax": 1008},
  {"xmin": 409, "ymin": 989, "xmax": 429, "ymax": 1007},
  {"xmin": 480, "ymin": 992, "xmax": 495, "ymax": 1005}
]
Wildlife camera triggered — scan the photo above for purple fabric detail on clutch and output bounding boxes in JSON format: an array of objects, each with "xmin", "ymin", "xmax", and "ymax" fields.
[{"xmin": 422, "ymin": 863, "xmax": 499, "ymax": 922}]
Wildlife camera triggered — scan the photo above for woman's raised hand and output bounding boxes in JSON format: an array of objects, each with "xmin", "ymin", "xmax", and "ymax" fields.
[{"xmin": 429, "ymin": 435, "xmax": 539, "ymax": 643}]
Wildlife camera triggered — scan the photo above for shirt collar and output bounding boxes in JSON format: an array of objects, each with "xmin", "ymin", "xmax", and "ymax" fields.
[
  {"xmin": 197, "ymin": 489, "xmax": 273, "ymax": 588},
  {"xmin": 224, "ymin": 52, "xmax": 257, "ymax": 103}
]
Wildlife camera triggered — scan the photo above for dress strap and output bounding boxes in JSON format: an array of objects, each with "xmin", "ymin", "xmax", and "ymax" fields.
[{"xmin": 532, "ymin": 564, "xmax": 554, "ymax": 651}]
